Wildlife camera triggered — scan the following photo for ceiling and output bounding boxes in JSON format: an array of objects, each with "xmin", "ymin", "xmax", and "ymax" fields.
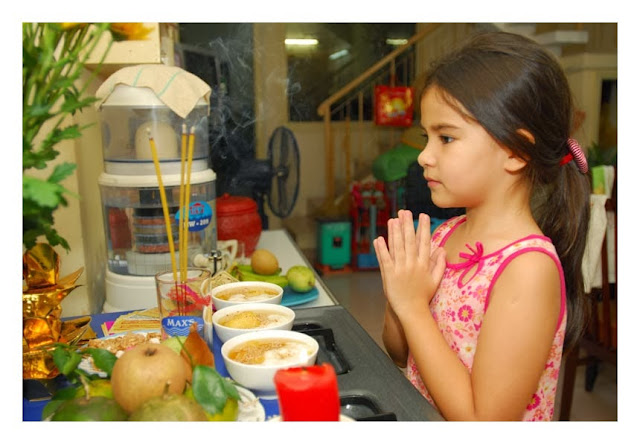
[{"xmin": 285, "ymin": 23, "xmax": 416, "ymax": 54}]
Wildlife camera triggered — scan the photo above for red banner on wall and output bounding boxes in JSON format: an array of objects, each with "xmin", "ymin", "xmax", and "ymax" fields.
[{"xmin": 374, "ymin": 85, "xmax": 414, "ymax": 127}]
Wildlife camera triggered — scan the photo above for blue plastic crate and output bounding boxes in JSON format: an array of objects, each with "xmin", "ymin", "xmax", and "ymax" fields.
[{"xmin": 317, "ymin": 219, "xmax": 351, "ymax": 269}]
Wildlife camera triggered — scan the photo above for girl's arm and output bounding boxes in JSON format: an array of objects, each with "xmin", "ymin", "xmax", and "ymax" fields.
[
  {"xmin": 375, "ymin": 210, "xmax": 560, "ymax": 420},
  {"xmin": 382, "ymin": 303, "xmax": 409, "ymax": 367},
  {"xmin": 409, "ymin": 252, "xmax": 560, "ymax": 420}
]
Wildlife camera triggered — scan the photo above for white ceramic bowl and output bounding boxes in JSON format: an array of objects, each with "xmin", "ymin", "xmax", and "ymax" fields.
[
  {"xmin": 210, "ymin": 281, "xmax": 284, "ymax": 311},
  {"xmin": 221, "ymin": 330, "xmax": 319, "ymax": 395},
  {"xmin": 211, "ymin": 303, "xmax": 295, "ymax": 343}
]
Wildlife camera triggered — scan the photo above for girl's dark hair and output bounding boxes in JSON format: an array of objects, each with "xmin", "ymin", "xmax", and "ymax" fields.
[{"xmin": 422, "ymin": 31, "xmax": 591, "ymax": 351}]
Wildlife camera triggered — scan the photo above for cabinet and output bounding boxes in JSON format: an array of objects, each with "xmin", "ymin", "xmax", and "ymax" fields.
[{"xmin": 85, "ymin": 23, "xmax": 177, "ymax": 77}]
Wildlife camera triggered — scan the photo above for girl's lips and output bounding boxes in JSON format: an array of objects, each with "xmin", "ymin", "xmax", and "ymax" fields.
[{"xmin": 425, "ymin": 178, "xmax": 440, "ymax": 187}]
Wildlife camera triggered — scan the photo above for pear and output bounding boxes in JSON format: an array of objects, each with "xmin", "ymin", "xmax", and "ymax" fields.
[
  {"xmin": 50, "ymin": 396, "xmax": 127, "ymax": 421},
  {"xmin": 251, "ymin": 249, "xmax": 279, "ymax": 275},
  {"xmin": 111, "ymin": 343, "xmax": 189, "ymax": 413},
  {"xmin": 286, "ymin": 266, "xmax": 315, "ymax": 293},
  {"xmin": 129, "ymin": 392, "xmax": 208, "ymax": 421}
]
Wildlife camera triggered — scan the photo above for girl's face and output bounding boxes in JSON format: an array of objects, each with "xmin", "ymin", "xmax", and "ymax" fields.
[{"xmin": 417, "ymin": 86, "xmax": 511, "ymax": 209}]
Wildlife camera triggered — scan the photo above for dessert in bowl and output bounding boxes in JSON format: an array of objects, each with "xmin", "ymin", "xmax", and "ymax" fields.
[
  {"xmin": 209, "ymin": 303, "xmax": 295, "ymax": 343},
  {"xmin": 221, "ymin": 330, "xmax": 319, "ymax": 395},
  {"xmin": 209, "ymin": 281, "xmax": 283, "ymax": 311}
]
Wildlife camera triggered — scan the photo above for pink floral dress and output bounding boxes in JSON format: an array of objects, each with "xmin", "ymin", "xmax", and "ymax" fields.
[{"xmin": 406, "ymin": 216, "xmax": 567, "ymax": 421}]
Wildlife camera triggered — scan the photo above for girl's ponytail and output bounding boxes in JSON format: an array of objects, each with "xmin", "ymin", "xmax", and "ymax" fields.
[{"xmin": 531, "ymin": 142, "xmax": 591, "ymax": 351}]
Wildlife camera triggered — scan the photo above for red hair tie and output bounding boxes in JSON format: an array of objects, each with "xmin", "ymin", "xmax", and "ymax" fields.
[{"xmin": 559, "ymin": 138, "xmax": 588, "ymax": 174}]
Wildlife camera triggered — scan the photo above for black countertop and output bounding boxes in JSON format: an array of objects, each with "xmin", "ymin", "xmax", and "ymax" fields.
[{"xmin": 293, "ymin": 305, "xmax": 442, "ymax": 421}]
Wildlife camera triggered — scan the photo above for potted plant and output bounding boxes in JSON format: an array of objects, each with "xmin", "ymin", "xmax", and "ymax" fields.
[
  {"xmin": 22, "ymin": 23, "xmax": 153, "ymax": 379},
  {"xmin": 23, "ymin": 22, "xmax": 152, "ymax": 251}
]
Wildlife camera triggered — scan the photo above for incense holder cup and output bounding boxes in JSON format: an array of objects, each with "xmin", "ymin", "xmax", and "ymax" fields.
[{"xmin": 154, "ymin": 267, "xmax": 212, "ymax": 339}]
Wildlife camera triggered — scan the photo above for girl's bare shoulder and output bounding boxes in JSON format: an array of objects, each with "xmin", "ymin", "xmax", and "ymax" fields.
[{"xmin": 493, "ymin": 248, "xmax": 561, "ymax": 306}]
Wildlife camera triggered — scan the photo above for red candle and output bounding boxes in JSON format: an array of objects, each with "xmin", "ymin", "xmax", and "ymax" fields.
[{"xmin": 273, "ymin": 363, "xmax": 340, "ymax": 421}]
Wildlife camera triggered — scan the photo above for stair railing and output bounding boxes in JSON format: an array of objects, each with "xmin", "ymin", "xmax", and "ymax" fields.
[{"xmin": 316, "ymin": 23, "xmax": 441, "ymax": 212}]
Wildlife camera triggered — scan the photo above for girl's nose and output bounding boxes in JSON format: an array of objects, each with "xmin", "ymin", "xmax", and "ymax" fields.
[{"xmin": 417, "ymin": 141, "xmax": 434, "ymax": 167}]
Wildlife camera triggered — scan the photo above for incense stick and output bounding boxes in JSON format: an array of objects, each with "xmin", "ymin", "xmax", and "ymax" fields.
[
  {"xmin": 178, "ymin": 124, "xmax": 188, "ymax": 314},
  {"xmin": 183, "ymin": 126, "xmax": 196, "ymax": 275},
  {"xmin": 147, "ymin": 129, "xmax": 178, "ymax": 282},
  {"xmin": 176, "ymin": 126, "xmax": 195, "ymax": 315},
  {"xmin": 178, "ymin": 123, "xmax": 187, "ymax": 279}
]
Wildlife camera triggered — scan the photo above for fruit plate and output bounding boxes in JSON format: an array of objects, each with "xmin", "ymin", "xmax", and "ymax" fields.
[
  {"xmin": 236, "ymin": 386, "xmax": 266, "ymax": 421},
  {"xmin": 281, "ymin": 287, "xmax": 319, "ymax": 307},
  {"xmin": 78, "ymin": 331, "xmax": 162, "ymax": 377}
]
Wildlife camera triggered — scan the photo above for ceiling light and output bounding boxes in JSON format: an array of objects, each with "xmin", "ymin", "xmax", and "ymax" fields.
[
  {"xmin": 386, "ymin": 38, "xmax": 408, "ymax": 46},
  {"xmin": 285, "ymin": 38, "xmax": 319, "ymax": 46}
]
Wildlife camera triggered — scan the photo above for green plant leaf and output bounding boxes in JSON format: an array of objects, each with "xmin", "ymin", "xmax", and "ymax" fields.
[
  {"xmin": 41, "ymin": 399, "xmax": 64, "ymax": 420},
  {"xmin": 48, "ymin": 162, "xmax": 77, "ymax": 184},
  {"xmin": 44, "ymin": 229, "xmax": 71, "ymax": 252},
  {"xmin": 25, "ymin": 103, "xmax": 53, "ymax": 119},
  {"xmin": 23, "ymin": 149, "xmax": 58, "ymax": 170},
  {"xmin": 191, "ymin": 365, "xmax": 238, "ymax": 415},
  {"xmin": 61, "ymin": 94, "xmax": 99, "ymax": 115},
  {"xmin": 50, "ymin": 385, "xmax": 79, "ymax": 401},
  {"xmin": 82, "ymin": 348, "xmax": 117, "ymax": 377},
  {"xmin": 43, "ymin": 125, "xmax": 83, "ymax": 146},
  {"xmin": 51, "ymin": 345, "xmax": 82, "ymax": 378},
  {"xmin": 221, "ymin": 375, "xmax": 240, "ymax": 400},
  {"xmin": 23, "ymin": 176, "xmax": 64, "ymax": 208}
]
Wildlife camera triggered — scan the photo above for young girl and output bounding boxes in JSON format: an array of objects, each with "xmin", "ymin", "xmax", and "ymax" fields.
[{"xmin": 373, "ymin": 32, "xmax": 591, "ymax": 421}]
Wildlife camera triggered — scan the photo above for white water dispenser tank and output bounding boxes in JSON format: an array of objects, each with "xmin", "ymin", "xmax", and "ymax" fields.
[{"xmin": 95, "ymin": 65, "xmax": 215, "ymax": 312}]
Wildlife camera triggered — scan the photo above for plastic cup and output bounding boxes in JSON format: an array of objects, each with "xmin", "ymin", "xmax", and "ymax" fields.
[{"xmin": 155, "ymin": 267, "xmax": 212, "ymax": 339}]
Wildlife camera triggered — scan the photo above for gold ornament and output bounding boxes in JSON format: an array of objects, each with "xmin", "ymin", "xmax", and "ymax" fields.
[{"xmin": 22, "ymin": 243, "xmax": 87, "ymax": 379}]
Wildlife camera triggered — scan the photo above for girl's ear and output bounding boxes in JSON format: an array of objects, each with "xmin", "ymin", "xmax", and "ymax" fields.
[
  {"xmin": 504, "ymin": 150, "xmax": 528, "ymax": 173},
  {"xmin": 504, "ymin": 129, "xmax": 535, "ymax": 173}
]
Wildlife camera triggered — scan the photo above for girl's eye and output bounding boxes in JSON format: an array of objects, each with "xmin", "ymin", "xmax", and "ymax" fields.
[
  {"xmin": 420, "ymin": 132, "xmax": 428, "ymax": 141},
  {"xmin": 440, "ymin": 135, "xmax": 454, "ymax": 144}
]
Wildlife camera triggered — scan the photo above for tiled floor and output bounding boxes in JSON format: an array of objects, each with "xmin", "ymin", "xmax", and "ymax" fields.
[{"xmin": 321, "ymin": 269, "xmax": 618, "ymax": 421}]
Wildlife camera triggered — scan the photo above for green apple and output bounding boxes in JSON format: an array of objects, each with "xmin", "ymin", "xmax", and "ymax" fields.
[
  {"xmin": 286, "ymin": 266, "xmax": 315, "ymax": 293},
  {"xmin": 162, "ymin": 335, "xmax": 187, "ymax": 354}
]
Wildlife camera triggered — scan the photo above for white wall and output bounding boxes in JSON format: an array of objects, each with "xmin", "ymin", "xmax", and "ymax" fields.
[{"xmin": 562, "ymin": 53, "xmax": 618, "ymax": 148}]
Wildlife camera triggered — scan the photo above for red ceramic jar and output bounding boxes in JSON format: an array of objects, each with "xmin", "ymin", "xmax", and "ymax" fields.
[{"xmin": 216, "ymin": 193, "xmax": 262, "ymax": 256}]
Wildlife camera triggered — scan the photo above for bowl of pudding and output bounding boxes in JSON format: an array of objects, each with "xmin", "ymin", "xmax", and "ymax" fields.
[
  {"xmin": 210, "ymin": 281, "xmax": 283, "ymax": 310},
  {"xmin": 221, "ymin": 330, "xmax": 319, "ymax": 395},
  {"xmin": 211, "ymin": 303, "xmax": 295, "ymax": 343}
]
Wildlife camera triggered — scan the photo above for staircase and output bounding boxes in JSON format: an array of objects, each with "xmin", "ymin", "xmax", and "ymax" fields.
[
  {"xmin": 313, "ymin": 23, "xmax": 590, "ymax": 214},
  {"xmin": 287, "ymin": 23, "xmax": 593, "ymax": 258}
]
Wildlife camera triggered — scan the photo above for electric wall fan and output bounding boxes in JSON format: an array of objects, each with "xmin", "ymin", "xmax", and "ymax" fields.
[{"xmin": 227, "ymin": 126, "xmax": 301, "ymax": 227}]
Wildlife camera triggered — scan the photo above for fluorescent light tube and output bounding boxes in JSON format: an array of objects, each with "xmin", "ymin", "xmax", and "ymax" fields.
[
  {"xmin": 285, "ymin": 38, "xmax": 319, "ymax": 46},
  {"xmin": 386, "ymin": 38, "xmax": 408, "ymax": 46},
  {"xmin": 329, "ymin": 49, "xmax": 349, "ymax": 60}
]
